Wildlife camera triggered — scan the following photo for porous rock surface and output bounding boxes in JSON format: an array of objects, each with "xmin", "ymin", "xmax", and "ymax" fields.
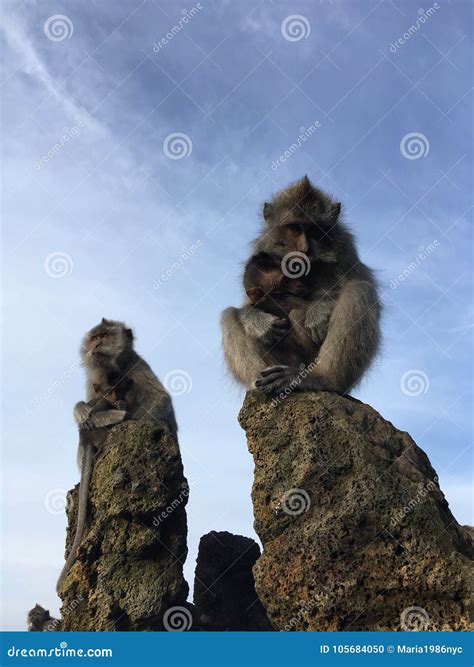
[
  {"xmin": 239, "ymin": 390, "xmax": 473, "ymax": 631},
  {"xmin": 59, "ymin": 421, "xmax": 189, "ymax": 631}
]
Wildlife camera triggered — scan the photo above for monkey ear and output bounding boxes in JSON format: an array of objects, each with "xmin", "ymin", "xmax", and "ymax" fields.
[
  {"xmin": 125, "ymin": 328, "xmax": 134, "ymax": 341},
  {"xmin": 302, "ymin": 174, "xmax": 315, "ymax": 192},
  {"xmin": 330, "ymin": 202, "xmax": 341, "ymax": 219},
  {"xmin": 93, "ymin": 383, "xmax": 101, "ymax": 393},
  {"xmin": 247, "ymin": 287, "xmax": 265, "ymax": 305},
  {"xmin": 263, "ymin": 202, "xmax": 273, "ymax": 222},
  {"xmin": 101, "ymin": 317, "xmax": 107, "ymax": 324}
]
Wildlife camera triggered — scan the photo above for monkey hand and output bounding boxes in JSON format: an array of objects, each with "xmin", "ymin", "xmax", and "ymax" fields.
[
  {"xmin": 242, "ymin": 307, "xmax": 289, "ymax": 344},
  {"xmin": 255, "ymin": 365, "xmax": 305, "ymax": 395},
  {"xmin": 73, "ymin": 401, "xmax": 95, "ymax": 430},
  {"xmin": 304, "ymin": 307, "xmax": 330, "ymax": 345}
]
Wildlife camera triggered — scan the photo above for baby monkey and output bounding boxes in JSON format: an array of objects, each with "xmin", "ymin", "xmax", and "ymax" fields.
[
  {"xmin": 243, "ymin": 252, "xmax": 318, "ymax": 369},
  {"xmin": 56, "ymin": 376, "xmax": 133, "ymax": 593}
]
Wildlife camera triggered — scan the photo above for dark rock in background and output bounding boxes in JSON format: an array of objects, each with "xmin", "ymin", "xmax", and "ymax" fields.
[
  {"xmin": 58, "ymin": 421, "xmax": 189, "ymax": 631},
  {"xmin": 239, "ymin": 390, "xmax": 473, "ymax": 631},
  {"xmin": 193, "ymin": 531, "xmax": 273, "ymax": 630}
]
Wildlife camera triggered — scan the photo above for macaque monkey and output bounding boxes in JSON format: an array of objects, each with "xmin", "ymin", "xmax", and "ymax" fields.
[
  {"xmin": 75, "ymin": 318, "xmax": 178, "ymax": 438},
  {"xmin": 27, "ymin": 604, "xmax": 60, "ymax": 631},
  {"xmin": 243, "ymin": 251, "xmax": 318, "ymax": 368},
  {"xmin": 57, "ymin": 377, "xmax": 132, "ymax": 593},
  {"xmin": 221, "ymin": 176, "xmax": 381, "ymax": 395}
]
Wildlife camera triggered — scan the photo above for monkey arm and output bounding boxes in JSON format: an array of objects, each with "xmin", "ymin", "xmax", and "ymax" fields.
[
  {"xmin": 73, "ymin": 401, "xmax": 95, "ymax": 430},
  {"xmin": 131, "ymin": 395, "xmax": 178, "ymax": 438},
  {"xmin": 220, "ymin": 307, "xmax": 275, "ymax": 388},
  {"xmin": 304, "ymin": 300, "xmax": 333, "ymax": 346},
  {"xmin": 237, "ymin": 305, "xmax": 289, "ymax": 342},
  {"xmin": 74, "ymin": 398, "xmax": 123, "ymax": 430},
  {"xmin": 256, "ymin": 280, "xmax": 380, "ymax": 396},
  {"xmin": 310, "ymin": 279, "xmax": 381, "ymax": 392}
]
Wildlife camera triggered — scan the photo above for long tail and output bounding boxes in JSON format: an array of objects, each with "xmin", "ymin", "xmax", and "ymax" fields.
[{"xmin": 56, "ymin": 445, "xmax": 94, "ymax": 593}]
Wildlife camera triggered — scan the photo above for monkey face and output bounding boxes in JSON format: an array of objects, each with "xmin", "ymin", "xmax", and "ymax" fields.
[
  {"xmin": 82, "ymin": 319, "xmax": 134, "ymax": 366},
  {"xmin": 260, "ymin": 177, "xmax": 342, "ymax": 263}
]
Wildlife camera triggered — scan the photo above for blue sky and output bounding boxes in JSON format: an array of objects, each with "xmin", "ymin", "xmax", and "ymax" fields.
[{"xmin": 1, "ymin": 0, "xmax": 472, "ymax": 630}]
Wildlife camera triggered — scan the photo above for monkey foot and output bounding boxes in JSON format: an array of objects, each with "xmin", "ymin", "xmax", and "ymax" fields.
[{"xmin": 255, "ymin": 365, "xmax": 303, "ymax": 395}]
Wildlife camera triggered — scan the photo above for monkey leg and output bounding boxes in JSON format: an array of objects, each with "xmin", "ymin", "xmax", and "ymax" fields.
[
  {"xmin": 313, "ymin": 280, "xmax": 381, "ymax": 393},
  {"xmin": 73, "ymin": 401, "xmax": 94, "ymax": 430},
  {"xmin": 221, "ymin": 306, "xmax": 290, "ymax": 388}
]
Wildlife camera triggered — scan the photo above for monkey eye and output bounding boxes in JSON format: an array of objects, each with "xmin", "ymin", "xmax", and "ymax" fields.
[{"xmin": 287, "ymin": 223, "xmax": 303, "ymax": 234}]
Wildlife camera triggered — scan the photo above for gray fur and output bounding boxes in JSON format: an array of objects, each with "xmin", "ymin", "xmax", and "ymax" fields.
[
  {"xmin": 79, "ymin": 318, "xmax": 178, "ymax": 437},
  {"xmin": 221, "ymin": 176, "xmax": 381, "ymax": 395}
]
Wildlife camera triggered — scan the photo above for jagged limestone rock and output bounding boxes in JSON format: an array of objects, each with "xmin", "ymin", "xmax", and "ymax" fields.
[
  {"xmin": 239, "ymin": 390, "xmax": 473, "ymax": 631},
  {"xmin": 193, "ymin": 531, "xmax": 273, "ymax": 630},
  {"xmin": 59, "ymin": 421, "xmax": 189, "ymax": 630}
]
